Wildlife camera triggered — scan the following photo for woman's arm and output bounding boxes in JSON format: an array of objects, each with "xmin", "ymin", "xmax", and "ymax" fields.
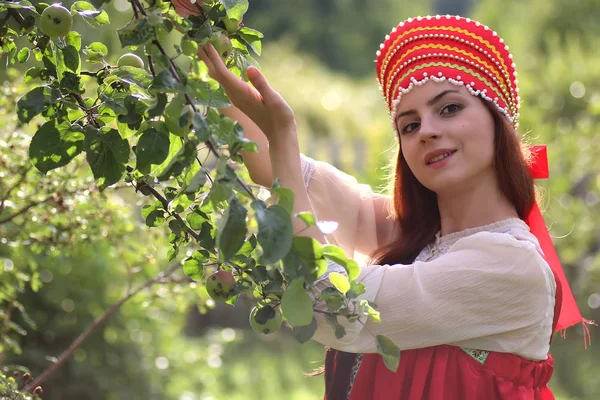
[
  {"xmin": 312, "ymin": 231, "xmax": 556, "ymax": 361},
  {"xmin": 219, "ymin": 105, "xmax": 273, "ymax": 187},
  {"xmin": 199, "ymin": 45, "xmax": 397, "ymax": 255}
]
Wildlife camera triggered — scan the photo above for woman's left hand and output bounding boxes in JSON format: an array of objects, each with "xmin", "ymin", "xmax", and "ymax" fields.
[{"xmin": 198, "ymin": 44, "xmax": 297, "ymax": 146}]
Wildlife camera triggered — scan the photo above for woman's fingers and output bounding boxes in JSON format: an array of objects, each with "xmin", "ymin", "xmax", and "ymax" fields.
[
  {"xmin": 197, "ymin": 47, "xmax": 216, "ymax": 77},
  {"xmin": 246, "ymin": 66, "xmax": 277, "ymax": 105}
]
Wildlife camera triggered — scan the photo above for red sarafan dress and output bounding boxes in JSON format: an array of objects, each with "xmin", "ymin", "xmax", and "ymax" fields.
[{"xmin": 345, "ymin": 267, "xmax": 563, "ymax": 400}]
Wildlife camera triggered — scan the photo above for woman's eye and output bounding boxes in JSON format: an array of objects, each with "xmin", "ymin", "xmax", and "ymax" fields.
[
  {"xmin": 441, "ymin": 103, "xmax": 462, "ymax": 115},
  {"xmin": 401, "ymin": 122, "xmax": 420, "ymax": 134}
]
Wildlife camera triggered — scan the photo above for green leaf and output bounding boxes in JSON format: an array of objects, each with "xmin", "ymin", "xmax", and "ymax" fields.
[
  {"xmin": 192, "ymin": 112, "xmax": 210, "ymax": 141},
  {"xmin": 236, "ymin": 235, "xmax": 257, "ymax": 257},
  {"xmin": 136, "ymin": 128, "xmax": 170, "ymax": 174},
  {"xmin": 71, "ymin": 1, "xmax": 110, "ymax": 27},
  {"xmin": 149, "ymin": 69, "xmax": 186, "ymax": 94},
  {"xmin": 29, "ymin": 119, "xmax": 85, "ymax": 173},
  {"xmin": 329, "ymin": 272, "xmax": 350, "ymax": 294},
  {"xmin": 344, "ymin": 260, "xmax": 360, "ymax": 282},
  {"xmin": 186, "ymin": 209, "xmax": 207, "ymax": 230},
  {"xmin": 323, "ymin": 314, "xmax": 346, "ymax": 339},
  {"xmin": 292, "ymin": 317, "xmax": 317, "ymax": 344},
  {"xmin": 216, "ymin": 196, "xmax": 247, "ymax": 261},
  {"xmin": 147, "ymin": 93, "xmax": 168, "ymax": 118},
  {"xmin": 155, "ymin": 140, "xmax": 196, "ymax": 181},
  {"xmin": 110, "ymin": 66, "xmax": 153, "ymax": 88},
  {"xmin": 180, "ymin": 165, "xmax": 207, "ymax": 194},
  {"xmin": 207, "ymin": 181, "xmax": 234, "ymax": 206},
  {"xmin": 270, "ymin": 187, "xmax": 294, "ymax": 215},
  {"xmin": 24, "ymin": 67, "xmax": 40, "ymax": 83},
  {"xmin": 149, "ymin": 133, "xmax": 180, "ymax": 174},
  {"xmin": 0, "ymin": 1, "xmax": 35, "ymax": 10},
  {"xmin": 183, "ymin": 251, "xmax": 208, "ymax": 281},
  {"xmin": 323, "ymin": 245, "xmax": 360, "ymax": 281},
  {"xmin": 66, "ymin": 31, "xmax": 82, "ymax": 51},
  {"xmin": 292, "ymin": 236, "xmax": 323, "ymax": 264},
  {"xmin": 141, "ymin": 201, "xmax": 166, "ymax": 227},
  {"xmin": 219, "ymin": 0, "xmax": 249, "ymax": 20},
  {"xmin": 117, "ymin": 94, "xmax": 149, "ymax": 130},
  {"xmin": 60, "ymin": 71, "xmax": 84, "ymax": 94},
  {"xmin": 347, "ymin": 281, "xmax": 366, "ymax": 299},
  {"xmin": 296, "ymin": 211, "xmax": 316, "ymax": 227},
  {"xmin": 17, "ymin": 47, "xmax": 30, "ymax": 63},
  {"xmin": 364, "ymin": 301, "xmax": 381, "ymax": 323},
  {"xmin": 281, "ymin": 278, "xmax": 313, "ymax": 327},
  {"xmin": 252, "ymin": 201, "xmax": 293, "ymax": 265},
  {"xmin": 16, "ymin": 86, "xmax": 61, "ymax": 123},
  {"xmin": 117, "ymin": 18, "xmax": 156, "ymax": 47},
  {"xmin": 187, "ymin": 78, "xmax": 231, "ymax": 108},
  {"xmin": 84, "ymin": 42, "xmax": 108, "ymax": 63},
  {"xmin": 84, "ymin": 127, "xmax": 130, "ymax": 190},
  {"xmin": 238, "ymin": 27, "xmax": 262, "ymax": 56},
  {"xmin": 59, "ymin": 45, "xmax": 80, "ymax": 73},
  {"xmin": 376, "ymin": 335, "xmax": 401, "ymax": 372}
]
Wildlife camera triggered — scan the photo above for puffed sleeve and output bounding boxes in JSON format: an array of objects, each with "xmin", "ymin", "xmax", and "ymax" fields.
[
  {"xmin": 301, "ymin": 154, "xmax": 398, "ymax": 263},
  {"xmin": 311, "ymin": 231, "xmax": 557, "ymax": 361}
]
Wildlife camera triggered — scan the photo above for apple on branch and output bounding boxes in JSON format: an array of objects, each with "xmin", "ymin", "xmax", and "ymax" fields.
[
  {"xmin": 117, "ymin": 53, "xmax": 145, "ymax": 69},
  {"xmin": 39, "ymin": 3, "xmax": 73, "ymax": 38},
  {"xmin": 249, "ymin": 305, "xmax": 283, "ymax": 335},
  {"xmin": 205, "ymin": 270, "xmax": 236, "ymax": 302}
]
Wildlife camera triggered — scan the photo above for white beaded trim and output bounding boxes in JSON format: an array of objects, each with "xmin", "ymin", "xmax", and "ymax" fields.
[{"xmin": 389, "ymin": 75, "xmax": 518, "ymax": 132}]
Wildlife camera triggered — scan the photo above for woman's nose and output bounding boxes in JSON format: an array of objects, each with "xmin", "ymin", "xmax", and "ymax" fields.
[{"xmin": 417, "ymin": 117, "xmax": 442, "ymax": 143}]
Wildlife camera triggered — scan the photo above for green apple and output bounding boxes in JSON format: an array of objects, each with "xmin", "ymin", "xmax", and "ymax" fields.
[
  {"xmin": 221, "ymin": 16, "xmax": 242, "ymax": 34},
  {"xmin": 39, "ymin": 4, "xmax": 73, "ymax": 38},
  {"xmin": 117, "ymin": 53, "xmax": 145, "ymax": 69},
  {"xmin": 249, "ymin": 305, "xmax": 283, "ymax": 335},
  {"xmin": 164, "ymin": 95, "xmax": 193, "ymax": 137},
  {"xmin": 209, "ymin": 32, "xmax": 233, "ymax": 61},
  {"xmin": 205, "ymin": 270, "xmax": 236, "ymax": 302}
]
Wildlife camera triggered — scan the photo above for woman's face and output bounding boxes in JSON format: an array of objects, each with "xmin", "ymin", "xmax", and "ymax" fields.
[{"xmin": 394, "ymin": 81, "xmax": 496, "ymax": 195}]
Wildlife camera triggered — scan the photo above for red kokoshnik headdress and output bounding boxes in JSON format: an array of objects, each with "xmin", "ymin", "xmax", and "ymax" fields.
[{"xmin": 375, "ymin": 15, "xmax": 593, "ymax": 339}]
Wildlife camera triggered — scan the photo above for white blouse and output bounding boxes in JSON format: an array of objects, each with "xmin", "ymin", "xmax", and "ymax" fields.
[{"xmin": 301, "ymin": 154, "xmax": 556, "ymax": 361}]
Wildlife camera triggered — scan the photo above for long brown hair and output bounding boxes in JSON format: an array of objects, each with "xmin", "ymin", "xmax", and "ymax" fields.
[{"xmin": 320, "ymin": 98, "xmax": 537, "ymax": 400}]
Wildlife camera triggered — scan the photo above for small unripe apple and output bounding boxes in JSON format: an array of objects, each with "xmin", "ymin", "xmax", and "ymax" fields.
[
  {"xmin": 205, "ymin": 270, "xmax": 236, "ymax": 302},
  {"xmin": 249, "ymin": 305, "xmax": 283, "ymax": 335},
  {"xmin": 221, "ymin": 16, "xmax": 242, "ymax": 34},
  {"xmin": 165, "ymin": 96, "xmax": 193, "ymax": 137},
  {"xmin": 39, "ymin": 4, "xmax": 73, "ymax": 38},
  {"xmin": 209, "ymin": 32, "xmax": 233, "ymax": 61},
  {"xmin": 117, "ymin": 53, "xmax": 145, "ymax": 69}
]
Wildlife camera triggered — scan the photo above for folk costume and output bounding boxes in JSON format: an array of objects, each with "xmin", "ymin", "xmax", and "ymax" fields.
[{"xmin": 303, "ymin": 15, "xmax": 592, "ymax": 400}]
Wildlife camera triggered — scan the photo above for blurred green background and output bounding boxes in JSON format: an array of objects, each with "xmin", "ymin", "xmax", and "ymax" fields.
[{"xmin": 1, "ymin": 0, "xmax": 599, "ymax": 399}]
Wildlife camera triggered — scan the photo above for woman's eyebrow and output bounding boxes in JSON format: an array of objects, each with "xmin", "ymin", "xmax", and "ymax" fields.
[{"xmin": 394, "ymin": 89, "xmax": 461, "ymax": 123}]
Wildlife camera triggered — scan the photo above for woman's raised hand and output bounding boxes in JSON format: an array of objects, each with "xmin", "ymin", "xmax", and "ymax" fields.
[{"xmin": 198, "ymin": 44, "xmax": 297, "ymax": 146}]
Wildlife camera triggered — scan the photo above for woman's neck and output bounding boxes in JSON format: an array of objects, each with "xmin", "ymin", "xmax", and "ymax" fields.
[{"xmin": 436, "ymin": 177, "xmax": 519, "ymax": 236}]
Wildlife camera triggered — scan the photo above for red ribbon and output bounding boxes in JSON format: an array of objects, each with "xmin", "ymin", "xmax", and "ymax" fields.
[
  {"xmin": 525, "ymin": 145, "xmax": 587, "ymax": 335},
  {"xmin": 527, "ymin": 145, "xmax": 549, "ymax": 179}
]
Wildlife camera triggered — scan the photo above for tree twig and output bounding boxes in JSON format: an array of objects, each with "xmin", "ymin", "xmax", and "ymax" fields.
[
  {"xmin": 127, "ymin": 166, "xmax": 200, "ymax": 241},
  {"xmin": 23, "ymin": 262, "xmax": 181, "ymax": 392}
]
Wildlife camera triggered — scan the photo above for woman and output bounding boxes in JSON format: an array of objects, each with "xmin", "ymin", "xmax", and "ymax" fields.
[{"xmin": 198, "ymin": 14, "xmax": 590, "ymax": 400}]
